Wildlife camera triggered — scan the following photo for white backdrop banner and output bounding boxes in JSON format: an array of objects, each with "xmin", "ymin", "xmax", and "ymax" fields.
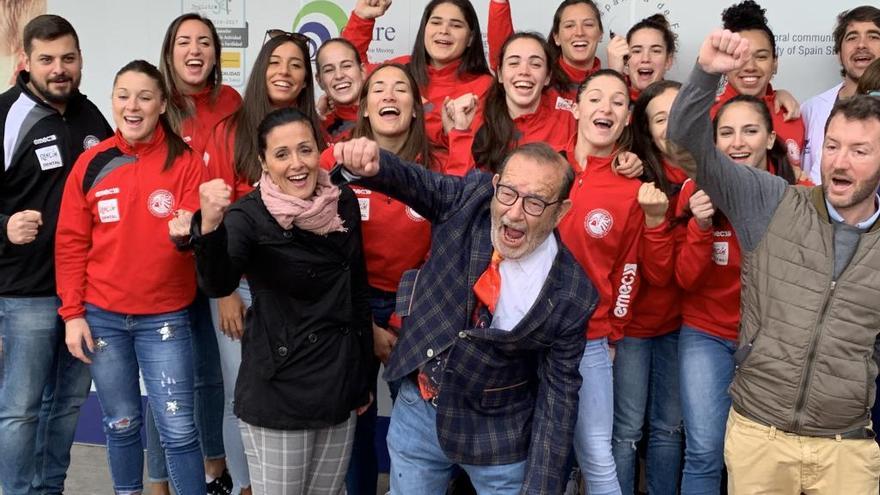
[{"xmin": 0, "ymin": 0, "xmax": 866, "ymax": 122}]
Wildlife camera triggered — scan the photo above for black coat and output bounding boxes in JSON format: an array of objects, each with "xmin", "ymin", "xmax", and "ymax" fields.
[{"xmin": 191, "ymin": 186, "xmax": 372, "ymax": 430}]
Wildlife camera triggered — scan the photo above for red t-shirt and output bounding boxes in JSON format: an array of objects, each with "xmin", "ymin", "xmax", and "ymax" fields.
[{"xmin": 56, "ymin": 126, "xmax": 205, "ymax": 320}]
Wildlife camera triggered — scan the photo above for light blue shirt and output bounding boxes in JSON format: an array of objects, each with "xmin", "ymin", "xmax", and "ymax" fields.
[{"xmin": 825, "ymin": 194, "xmax": 880, "ymax": 230}]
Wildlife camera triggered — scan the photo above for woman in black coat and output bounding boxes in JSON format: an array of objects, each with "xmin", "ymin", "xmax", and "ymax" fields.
[{"xmin": 190, "ymin": 107, "xmax": 372, "ymax": 495}]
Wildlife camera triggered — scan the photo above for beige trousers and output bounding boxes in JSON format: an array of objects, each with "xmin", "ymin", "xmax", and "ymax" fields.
[{"xmin": 724, "ymin": 408, "xmax": 880, "ymax": 495}]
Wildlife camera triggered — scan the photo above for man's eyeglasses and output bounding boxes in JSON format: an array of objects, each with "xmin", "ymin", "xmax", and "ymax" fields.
[
  {"xmin": 263, "ymin": 29, "xmax": 314, "ymax": 57},
  {"xmin": 494, "ymin": 184, "xmax": 562, "ymax": 216}
]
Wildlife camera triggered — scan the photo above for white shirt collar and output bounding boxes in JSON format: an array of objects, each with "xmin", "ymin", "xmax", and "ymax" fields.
[{"xmin": 825, "ymin": 194, "xmax": 880, "ymax": 230}]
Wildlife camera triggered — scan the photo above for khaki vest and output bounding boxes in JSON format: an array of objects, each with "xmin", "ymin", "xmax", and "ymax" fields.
[{"xmin": 732, "ymin": 186, "xmax": 880, "ymax": 436}]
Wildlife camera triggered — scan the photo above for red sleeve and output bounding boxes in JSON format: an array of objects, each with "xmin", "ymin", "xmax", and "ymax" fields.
[
  {"xmin": 674, "ymin": 217, "xmax": 715, "ymax": 290},
  {"xmin": 607, "ymin": 201, "xmax": 644, "ymax": 342},
  {"xmin": 443, "ymin": 128, "xmax": 477, "ymax": 176},
  {"xmin": 320, "ymin": 146, "xmax": 336, "ymax": 171},
  {"xmin": 639, "ymin": 220, "xmax": 674, "ymax": 287},
  {"xmin": 178, "ymin": 151, "xmax": 207, "ymax": 213},
  {"xmin": 55, "ymin": 156, "xmax": 94, "ymax": 321},
  {"xmin": 342, "ymin": 11, "xmax": 377, "ymax": 65},
  {"xmin": 488, "ymin": 1, "xmax": 514, "ymax": 72}
]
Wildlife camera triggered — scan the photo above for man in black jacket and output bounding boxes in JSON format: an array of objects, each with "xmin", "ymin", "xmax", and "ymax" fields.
[{"xmin": 0, "ymin": 14, "xmax": 112, "ymax": 495}]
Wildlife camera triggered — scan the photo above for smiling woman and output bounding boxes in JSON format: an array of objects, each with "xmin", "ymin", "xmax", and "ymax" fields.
[
  {"xmin": 55, "ymin": 59, "xmax": 207, "ymax": 495},
  {"xmin": 191, "ymin": 107, "xmax": 373, "ymax": 495}
]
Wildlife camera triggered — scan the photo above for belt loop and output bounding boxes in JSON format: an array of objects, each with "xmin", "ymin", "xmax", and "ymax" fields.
[
  {"xmin": 835, "ymin": 434, "xmax": 842, "ymax": 442},
  {"xmin": 768, "ymin": 425, "xmax": 777, "ymax": 440}
]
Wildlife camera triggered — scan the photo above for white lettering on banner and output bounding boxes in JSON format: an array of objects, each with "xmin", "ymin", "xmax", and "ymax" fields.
[{"xmin": 613, "ymin": 263, "xmax": 638, "ymax": 318}]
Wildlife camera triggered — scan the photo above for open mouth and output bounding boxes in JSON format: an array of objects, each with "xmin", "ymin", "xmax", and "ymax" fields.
[
  {"xmin": 830, "ymin": 176, "xmax": 854, "ymax": 190},
  {"xmin": 123, "ymin": 116, "xmax": 143, "ymax": 125},
  {"xmin": 378, "ymin": 106, "xmax": 401, "ymax": 120},
  {"xmin": 728, "ymin": 151, "xmax": 751, "ymax": 163},
  {"xmin": 738, "ymin": 75, "xmax": 760, "ymax": 85},
  {"xmin": 502, "ymin": 224, "xmax": 525, "ymax": 244},
  {"xmin": 592, "ymin": 118, "xmax": 613, "ymax": 130},
  {"xmin": 853, "ymin": 53, "xmax": 875, "ymax": 65},
  {"xmin": 333, "ymin": 81, "xmax": 352, "ymax": 91},
  {"xmin": 572, "ymin": 41, "xmax": 589, "ymax": 50},
  {"xmin": 272, "ymin": 80, "xmax": 293, "ymax": 90},
  {"xmin": 287, "ymin": 172, "xmax": 309, "ymax": 186},
  {"xmin": 636, "ymin": 68, "xmax": 654, "ymax": 78},
  {"xmin": 434, "ymin": 39, "xmax": 453, "ymax": 47}
]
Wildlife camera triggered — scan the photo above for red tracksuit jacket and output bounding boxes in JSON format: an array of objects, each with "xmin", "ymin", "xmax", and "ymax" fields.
[
  {"xmin": 712, "ymin": 82, "xmax": 806, "ymax": 169},
  {"xmin": 181, "ymin": 84, "xmax": 241, "ymax": 155},
  {"xmin": 320, "ymin": 147, "xmax": 432, "ymax": 293},
  {"xmin": 627, "ymin": 161, "xmax": 690, "ymax": 338},
  {"xmin": 558, "ymin": 138, "xmax": 644, "ymax": 342},
  {"xmin": 452, "ymin": 95, "xmax": 576, "ymax": 171},
  {"xmin": 56, "ymin": 126, "xmax": 205, "ymax": 321},
  {"xmin": 342, "ymin": 12, "xmax": 493, "ymax": 166},
  {"xmin": 674, "ymin": 178, "xmax": 741, "ymax": 341}
]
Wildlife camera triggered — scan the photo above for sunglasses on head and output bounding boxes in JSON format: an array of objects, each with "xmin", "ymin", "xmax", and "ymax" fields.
[{"xmin": 263, "ymin": 29, "xmax": 314, "ymax": 56}]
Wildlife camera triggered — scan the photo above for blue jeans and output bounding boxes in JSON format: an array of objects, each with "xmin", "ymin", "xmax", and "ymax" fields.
[
  {"xmin": 612, "ymin": 332, "xmax": 683, "ymax": 494},
  {"xmin": 387, "ymin": 380, "xmax": 526, "ymax": 494},
  {"xmin": 85, "ymin": 304, "xmax": 204, "ymax": 495},
  {"xmin": 346, "ymin": 288, "xmax": 395, "ymax": 495},
  {"xmin": 0, "ymin": 296, "xmax": 92, "ymax": 495},
  {"xmin": 678, "ymin": 325, "xmax": 736, "ymax": 495},
  {"xmin": 145, "ymin": 291, "xmax": 225, "ymax": 483},
  {"xmin": 574, "ymin": 338, "xmax": 621, "ymax": 495},
  {"xmin": 211, "ymin": 281, "xmax": 253, "ymax": 493}
]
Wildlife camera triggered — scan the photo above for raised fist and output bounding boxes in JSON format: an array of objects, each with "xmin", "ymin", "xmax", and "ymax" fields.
[
  {"xmin": 199, "ymin": 179, "xmax": 232, "ymax": 234},
  {"xmin": 698, "ymin": 29, "xmax": 751, "ymax": 75},
  {"xmin": 354, "ymin": 0, "xmax": 392, "ymax": 20},
  {"xmin": 638, "ymin": 182, "xmax": 669, "ymax": 227},
  {"xmin": 333, "ymin": 137, "xmax": 381, "ymax": 178}
]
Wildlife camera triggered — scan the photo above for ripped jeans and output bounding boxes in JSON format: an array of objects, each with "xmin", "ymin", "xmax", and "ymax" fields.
[
  {"xmin": 85, "ymin": 304, "xmax": 204, "ymax": 495},
  {"xmin": 611, "ymin": 331, "xmax": 683, "ymax": 495}
]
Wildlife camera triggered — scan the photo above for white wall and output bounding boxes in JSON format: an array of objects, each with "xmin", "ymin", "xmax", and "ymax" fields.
[{"xmin": 29, "ymin": 0, "xmax": 871, "ymax": 124}]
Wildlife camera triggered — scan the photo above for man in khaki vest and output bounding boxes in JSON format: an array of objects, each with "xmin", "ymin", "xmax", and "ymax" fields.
[{"xmin": 669, "ymin": 29, "xmax": 880, "ymax": 495}]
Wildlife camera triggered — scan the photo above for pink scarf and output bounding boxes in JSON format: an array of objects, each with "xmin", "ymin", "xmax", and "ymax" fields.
[{"xmin": 259, "ymin": 168, "xmax": 346, "ymax": 235}]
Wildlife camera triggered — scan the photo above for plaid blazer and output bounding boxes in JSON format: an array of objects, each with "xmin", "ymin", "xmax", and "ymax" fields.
[{"xmin": 347, "ymin": 151, "xmax": 598, "ymax": 494}]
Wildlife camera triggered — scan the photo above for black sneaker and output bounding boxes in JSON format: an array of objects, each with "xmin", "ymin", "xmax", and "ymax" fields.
[{"xmin": 206, "ymin": 468, "xmax": 233, "ymax": 495}]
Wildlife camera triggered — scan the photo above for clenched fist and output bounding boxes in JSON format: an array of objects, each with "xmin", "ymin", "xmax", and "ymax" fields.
[
  {"xmin": 441, "ymin": 93, "xmax": 479, "ymax": 134},
  {"xmin": 606, "ymin": 34, "xmax": 630, "ymax": 74},
  {"xmin": 354, "ymin": 0, "xmax": 392, "ymax": 20},
  {"xmin": 698, "ymin": 29, "xmax": 751, "ymax": 75},
  {"xmin": 333, "ymin": 137, "xmax": 381, "ymax": 178},
  {"xmin": 615, "ymin": 151, "xmax": 644, "ymax": 179},
  {"xmin": 638, "ymin": 182, "xmax": 669, "ymax": 228},
  {"xmin": 6, "ymin": 210, "xmax": 42, "ymax": 245},
  {"xmin": 199, "ymin": 179, "xmax": 232, "ymax": 234},
  {"xmin": 689, "ymin": 190, "xmax": 715, "ymax": 231},
  {"xmin": 168, "ymin": 209, "xmax": 194, "ymax": 242}
]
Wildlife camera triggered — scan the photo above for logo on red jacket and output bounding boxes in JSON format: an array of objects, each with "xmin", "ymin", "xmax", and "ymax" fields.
[
  {"xmin": 785, "ymin": 139, "xmax": 801, "ymax": 164},
  {"xmin": 584, "ymin": 209, "xmax": 613, "ymax": 238},
  {"xmin": 613, "ymin": 263, "xmax": 638, "ymax": 318},
  {"xmin": 83, "ymin": 135, "xmax": 100, "ymax": 150},
  {"xmin": 147, "ymin": 189, "xmax": 175, "ymax": 218},
  {"xmin": 405, "ymin": 206, "xmax": 425, "ymax": 222}
]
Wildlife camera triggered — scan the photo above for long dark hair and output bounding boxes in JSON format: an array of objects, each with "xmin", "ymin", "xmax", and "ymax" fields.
[
  {"xmin": 713, "ymin": 95, "xmax": 797, "ymax": 185},
  {"xmin": 473, "ymin": 32, "xmax": 560, "ymax": 173},
  {"xmin": 228, "ymin": 34, "xmax": 323, "ymax": 184},
  {"xmin": 113, "ymin": 60, "xmax": 188, "ymax": 171},
  {"xmin": 576, "ymin": 69, "xmax": 633, "ymax": 164},
  {"xmin": 159, "ymin": 13, "xmax": 223, "ymax": 133},
  {"xmin": 352, "ymin": 63, "xmax": 432, "ymax": 169},
  {"xmin": 409, "ymin": 0, "xmax": 491, "ymax": 88},
  {"xmin": 631, "ymin": 80, "xmax": 682, "ymax": 195},
  {"xmin": 547, "ymin": 0, "xmax": 603, "ymax": 88}
]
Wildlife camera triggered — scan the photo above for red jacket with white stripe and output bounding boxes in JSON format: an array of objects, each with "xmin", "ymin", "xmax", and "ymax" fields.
[
  {"xmin": 558, "ymin": 139, "xmax": 644, "ymax": 342},
  {"xmin": 321, "ymin": 102, "xmax": 359, "ymax": 145},
  {"xmin": 55, "ymin": 126, "xmax": 205, "ymax": 321}
]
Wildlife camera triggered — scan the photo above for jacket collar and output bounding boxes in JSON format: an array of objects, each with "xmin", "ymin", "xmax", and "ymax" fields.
[
  {"xmin": 114, "ymin": 123, "xmax": 167, "ymax": 156},
  {"xmin": 16, "ymin": 70, "xmax": 85, "ymax": 116}
]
